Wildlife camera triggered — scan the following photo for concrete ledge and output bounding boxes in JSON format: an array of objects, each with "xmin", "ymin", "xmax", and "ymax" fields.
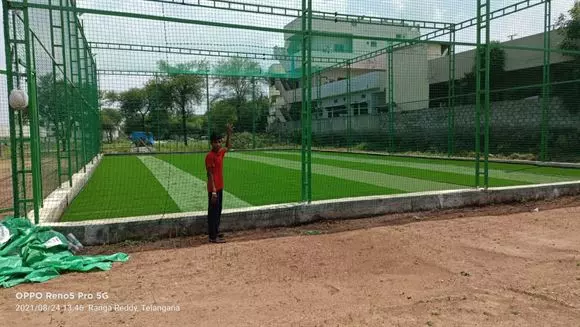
[
  {"xmin": 28, "ymin": 154, "xmax": 103, "ymax": 224},
  {"xmin": 43, "ymin": 181, "xmax": 580, "ymax": 246}
]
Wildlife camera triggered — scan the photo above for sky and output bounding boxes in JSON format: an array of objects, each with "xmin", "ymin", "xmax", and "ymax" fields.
[{"xmin": 0, "ymin": 0, "xmax": 577, "ymax": 122}]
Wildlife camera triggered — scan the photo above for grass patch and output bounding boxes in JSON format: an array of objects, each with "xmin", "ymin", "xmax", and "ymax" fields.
[
  {"xmin": 252, "ymin": 151, "xmax": 527, "ymax": 188},
  {"xmin": 311, "ymin": 150, "xmax": 580, "ymax": 178},
  {"xmin": 157, "ymin": 152, "xmax": 403, "ymax": 206},
  {"xmin": 61, "ymin": 156, "xmax": 180, "ymax": 221}
]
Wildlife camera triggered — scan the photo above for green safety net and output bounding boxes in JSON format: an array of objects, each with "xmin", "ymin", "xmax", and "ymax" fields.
[{"xmin": 0, "ymin": 216, "xmax": 129, "ymax": 288}]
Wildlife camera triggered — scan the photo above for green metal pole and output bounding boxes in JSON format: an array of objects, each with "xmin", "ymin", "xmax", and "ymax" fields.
[
  {"xmin": 252, "ymin": 77, "xmax": 256, "ymax": 150},
  {"xmin": 12, "ymin": 10, "xmax": 28, "ymax": 216},
  {"xmin": 483, "ymin": 1, "xmax": 490, "ymax": 188},
  {"xmin": 60, "ymin": 0, "xmax": 72, "ymax": 186},
  {"xmin": 72, "ymin": 5, "xmax": 86, "ymax": 172},
  {"xmin": 307, "ymin": 0, "xmax": 312, "ymax": 202},
  {"xmin": 48, "ymin": 0, "xmax": 62, "ymax": 186},
  {"xmin": 346, "ymin": 60, "xmax": 351, "ymax": 151},
  {"xmin": 65, "ymin": 1, "xmax": 79, "ymax": 174},
  {"xmin": 475, "ymin": 1, "xmax": 483, "ymax": 188},
  {"xmin": 29, "ymin": 18, "xmax": 43, "ymax": 208},
  {"xmin": 540, "ymin": 0, "xmax": 551, "ymax": 162},
  {"xmin": 387, "ymin": 46, "xmax": 395, "ymax": 153},
  {"xmin": 154, "ymin": 74, "xmax": 160, "ymax": 152},
  {"xmin": 448, "ymin": 24, "xmax": 456, "ymax": 157},
  {"xmin": 206, "ymin": 74, "xmax": 211, "ymax": 150},
  {"xmin": 300, "ymin": 0, "xmax": 312, "ymax": 202},
  {"xmin": 2, "ymin": 0, "xmax": 20, "ymax": 216},
  {"xmin": 23, "ymin": 0, "xmax": 42, "ymax": 224},
  {"xmin": 475, "ymin": 0, "xmax": 490, "ymax": 188}
]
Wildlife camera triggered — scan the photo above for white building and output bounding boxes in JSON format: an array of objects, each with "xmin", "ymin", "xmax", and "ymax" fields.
[{"xmin": 269, "ymin": 17, "xmax": 444, "ymax": 127}]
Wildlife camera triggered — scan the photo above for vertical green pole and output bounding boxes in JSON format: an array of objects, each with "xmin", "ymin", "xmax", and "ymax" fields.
[
  {"xmin": 540, "ymin": 0, "xmax": 551, "ymax": 162},
  {"xmin": 72, "ymin": 5, "xmax": 86, "ymax": 172},
  {"xmin": 65, "ymin": 1, "xmax": 79, "ymax": 174},
  {"xmin": 82, "ymin": 35, "xmax": 90, "ymax": 161},
  {"xmin": 252, "ymin": 77, "xmax": 256, "ymax": 150},
  {"xmin": 483, "ymin": 2, "xmax": 490, "ymax": 187},
  {"xmin": 154, "ymin": 74, "xmax": 160, "ymax": 152},
  {"xmin": 346, "ymin": 60, "xmax": 351, "ymax": 151},
  {"xmin": 307, "ymin": 0, "xmax": 312, "ymax": 202},
  {"xmin": 447, "ymin": 24, "xmax": 456, "ymax": 157},
  {"xmin": 61, "ymin": 0, "xmax": 72, "ymax": 185},
  {"xmin": 3, "ymin": 0, "xmax": 20, "ymax": 216},
  {"xmin": 316, "ymin": 72, "xmax": 321, "ymax": 119},
  {"xmin": 387, "ymin": 46, "xmax": 395, "ymax": 153},
  {"xmin": 12, "ymin": 10, "xmax": 28, "ymax": 215},
  {"xmin": 475, "ymin": 0, "xmax": 490, "ymax": 188},
  {"xmin": 23, "ymin": 0, "xmax": 41, "ymax": 224},
  {"xmin": 300, "ymin": 0, "xmax": 312, "ymax": 202},
  {"xmin": 206, "ymin": 73, "xmax": 211, "ymax": 150},
  {"xmin": 29, "ymin": 18, "xmax": 43, "ymax": 207},
  {"xmin": 48, "ymin": 0, "xmax": 62, "ymax": 186},
  {"xmin": 475, "ymin": 1, "xmax": 483, "ymax": 187}
]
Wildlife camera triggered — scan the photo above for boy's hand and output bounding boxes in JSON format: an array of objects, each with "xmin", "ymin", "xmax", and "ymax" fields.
[{"xmin": 226, "ymin": 123, "xmax": 234, "ymax": 135}]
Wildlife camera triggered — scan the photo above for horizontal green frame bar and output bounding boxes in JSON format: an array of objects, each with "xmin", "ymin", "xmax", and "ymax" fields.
[
  {"xmin": 144, "ymin": 0, "xmax": 454, "ymax": 29},
  {"xmin": 88, "ymin": 41, "xmax": 345, "ymax": 64},
  {"xmin": 12, "ymin": 2, "xmax": 478, "ymax": 47}
]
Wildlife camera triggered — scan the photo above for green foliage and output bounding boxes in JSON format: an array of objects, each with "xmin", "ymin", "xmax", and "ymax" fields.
[
  {"xmin": 458, "ymin": 41, "xmax": 506, "ymax": 103},
  {"xmin": 100, "ymin": 108, "xmax": 122, "ymax": 143},
  {"xmin": 35, "ymin": 73, "xmax": 75, "ymax": 137},
  {"xmin": 555, "ymin": 2, "xmax": 580, "ymax": 113},
  {"xmin": 556, "ymin": 2, "xmax": 580, "ymax": 52}
]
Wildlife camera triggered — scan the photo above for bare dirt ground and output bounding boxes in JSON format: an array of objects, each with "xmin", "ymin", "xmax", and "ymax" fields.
[
  {"xmin": 0, "ymin": 158, "xmax": 13, "ymax": 212},
  {"xmin": 1, "ymin": 196, "xmax": 580, "ymax": 327}
]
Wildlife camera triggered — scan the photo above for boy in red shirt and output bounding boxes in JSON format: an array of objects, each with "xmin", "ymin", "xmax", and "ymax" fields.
[{"xmin": 205, "ymin": 123, "xmax": 233, "ymax": 243}]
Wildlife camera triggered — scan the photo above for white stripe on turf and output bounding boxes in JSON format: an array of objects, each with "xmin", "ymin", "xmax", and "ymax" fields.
[
  {"xmin": 265, "ymin": 151, "xmax": 573, "ymax": 184},
  {"xmin": 138, "ymin": 156, "xmax": 250, "ymax": 211},
  {"xmin": 229, "ymin": 152, "xmax": 460, "ymax": 193}
]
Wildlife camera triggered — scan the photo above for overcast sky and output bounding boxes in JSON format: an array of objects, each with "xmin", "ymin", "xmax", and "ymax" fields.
[{"xmin": 0, "ymin": 0, "xmax": 577, "ymax": 121}]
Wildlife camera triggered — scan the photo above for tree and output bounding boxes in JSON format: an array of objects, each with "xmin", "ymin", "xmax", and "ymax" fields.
[
  {"xmin": 157, "ymin": 60, "xmax": 207, "ymax": 145},
  {"xmin": 458, "ymin": 41, "xmax": 506, "ymax": 103},
  {"xmin": 213, "ymin": 57, "xmax": 263, "ymax": 123},
  {"xmin": 116, "ymin": 88, "xmax": 148, "ymax": 134},
  {"xmin": 555, "ymin": 2, "xmax": 580, "ymax": 113},
  {"xmin": 556, "ymin": 1, "xmax": 580, "ymax": 52},
  {"xmin": 35, "ymin": 73, "xmax": 75, "ymax": 151},
  {"xmin": 100, "ymin": 108, "xmax": 122, "ymax": 143},
  {"xmin": 208, "ymin": 99, "xmax": 237, "ymax": 135},
  {"xmin": 236, "ymin": 95, "xmax": 270, "ymax": 133}
]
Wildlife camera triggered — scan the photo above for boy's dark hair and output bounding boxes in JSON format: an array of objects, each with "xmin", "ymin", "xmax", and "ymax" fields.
[{"xmin": 210, "ymin": 133, "xmax": 222, "ymax": 142}]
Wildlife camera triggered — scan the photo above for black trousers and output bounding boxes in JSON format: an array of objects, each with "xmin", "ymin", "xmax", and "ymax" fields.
[{"xmin": 207, "ymin": 190, "xmax": 223, "ymax": 240}]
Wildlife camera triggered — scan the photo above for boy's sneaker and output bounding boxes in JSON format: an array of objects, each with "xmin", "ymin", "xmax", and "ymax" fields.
[{"xmin": 209, "ymin": 237, "xmax": 226, "ymax": 244}]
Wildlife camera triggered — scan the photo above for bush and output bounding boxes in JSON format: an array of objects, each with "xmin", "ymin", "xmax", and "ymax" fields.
[{"xmin": 353, "ymin": 143, "xmax": 369, "ymax": 151}]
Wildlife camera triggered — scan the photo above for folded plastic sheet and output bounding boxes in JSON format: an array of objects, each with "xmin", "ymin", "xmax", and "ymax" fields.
[{"xmin": 0, "ymin": 216, "xmax": 129, "ymax": 288}]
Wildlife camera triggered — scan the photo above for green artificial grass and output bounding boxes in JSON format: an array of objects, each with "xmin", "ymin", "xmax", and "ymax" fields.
[
  {"xmin": 60, "ymin": 151, "xmax": 579, "ymax": 221},
  {"xmin": 157, "ymin": 153, "xmax": 403, "ymax": 206},
  {"xmin": 312, "ymin": 150, "xmax": 580, "ymax": 178},
  {"xmin": 251, "ymin": 151, "xmax": 529, "ymax": 188},
  {"xmin": 60, "ymin": 156, "xmax": 180, "ymax": 221}
]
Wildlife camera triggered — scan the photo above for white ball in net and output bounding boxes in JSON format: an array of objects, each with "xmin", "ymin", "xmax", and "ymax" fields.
[{"xmin": 9, "ymin": 89, "xmax": 28, "ymax": 110}]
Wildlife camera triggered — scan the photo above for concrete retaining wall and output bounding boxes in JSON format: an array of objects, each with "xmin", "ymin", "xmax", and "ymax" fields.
[
  {"xmin": 27, "ymin": 154, "xmax": 103, "ymax": 224},
  {"xmin": 43, "ymin": 181, "xmax": 580, "ymax": 246}
]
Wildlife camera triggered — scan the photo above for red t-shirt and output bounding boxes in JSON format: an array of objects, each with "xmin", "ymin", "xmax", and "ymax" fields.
[{"xmin": 205, "ymin": 148, "xmax": 227, "ymax": 192}]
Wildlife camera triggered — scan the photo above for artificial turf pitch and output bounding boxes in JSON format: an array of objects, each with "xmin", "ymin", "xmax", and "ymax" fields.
[{"xmin": 60, "ymin": 151, "xmax": 580, "ymax": 222}]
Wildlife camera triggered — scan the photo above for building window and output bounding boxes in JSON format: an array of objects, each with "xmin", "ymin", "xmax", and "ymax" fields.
[
  {"xmin": 396, "ymin": 34, "xmax": 403, "ymax": 39},
  {"xmin": 370, "ymin": 41, "xmax": 377, "ymax": 47},
  {"xmin": 334, "ymin": 44, "xmax": 345, "ymax": 52}
]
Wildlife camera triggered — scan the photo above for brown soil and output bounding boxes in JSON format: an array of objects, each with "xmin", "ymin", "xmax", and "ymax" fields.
[
  {"xmin": 1, "ymin": 195, "xmax": 580, "ymax": 327},
  {"xmin": 0, "ymin": 158, "xmax": 13, "ymax": 212}
]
